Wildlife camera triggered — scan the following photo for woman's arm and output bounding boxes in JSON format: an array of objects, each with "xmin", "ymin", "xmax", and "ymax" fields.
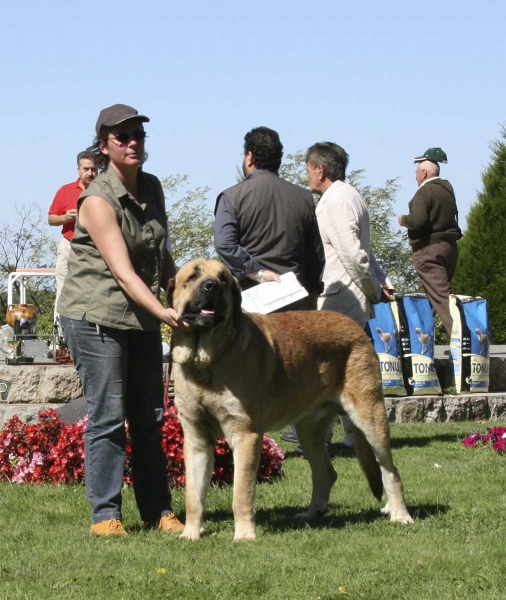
[{"xmin": 79, "ymin": 196, "xmax": 187, "ymax": 329}]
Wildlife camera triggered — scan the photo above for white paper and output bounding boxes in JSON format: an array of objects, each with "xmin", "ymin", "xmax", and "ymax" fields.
[{"xmin": 241, "ymin": 271, "xmax": 308, "ymax": 314}]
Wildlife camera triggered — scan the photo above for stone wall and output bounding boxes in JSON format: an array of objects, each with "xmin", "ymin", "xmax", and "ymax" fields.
[
  {"xmin": 1, "ymin": 363, "xmax": 505, "ymax": 428},
  {"xmin": 0, "ymin": 365, "xmax": 82, "ymax": 404},
  {"xmin": 2, "ymin": 393, "xmax": 506, "ymax": 429},
  {"xmin": 0, "ymin": 403, "xmax": 63, "ymax": 426},
  {"xmin": 384, "ymin": 393, "xmax": 506, "ymax": 423}
]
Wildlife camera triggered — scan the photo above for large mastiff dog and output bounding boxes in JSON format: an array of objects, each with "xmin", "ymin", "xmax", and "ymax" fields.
[{"xmin": 169, "ymin": 259, "xmax": 412, "ymax": 540}]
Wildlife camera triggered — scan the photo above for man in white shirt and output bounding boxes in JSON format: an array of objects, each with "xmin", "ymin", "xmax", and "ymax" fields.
[{"xmin": 305, "ymin": 142, "xmax": 393, "ymax": 449}]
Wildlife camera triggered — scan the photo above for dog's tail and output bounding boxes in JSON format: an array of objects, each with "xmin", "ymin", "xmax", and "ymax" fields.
[{"xmin": 352, "ymin": 426, "xmax": 383, "ymax": 501}]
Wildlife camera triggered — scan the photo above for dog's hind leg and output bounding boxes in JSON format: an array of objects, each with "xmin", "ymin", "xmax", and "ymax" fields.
[
  {"xmin": 228, "ymin": 431, "xmax": 263, "ymax": 541},
  {"xmin": 179, "ymin": 432, "xmax": 215, "ymax": 540},
  {"xmin": 342, "ymin": 389, "xmax": 413, "ymax": 524},
  {"xmin": 294, "ymin": 411, "xmax": 338, "ymax": 521}
]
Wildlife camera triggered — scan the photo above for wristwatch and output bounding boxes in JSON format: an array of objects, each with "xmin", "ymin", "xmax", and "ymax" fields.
[{"xmin": 255, "ymin": 269, "xmax": 265, "ymax": 282}]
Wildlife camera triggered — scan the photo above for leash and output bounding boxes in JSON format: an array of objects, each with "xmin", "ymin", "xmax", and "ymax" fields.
[{"xmin": 163, "ymin": 339, "xmax": 174, "ymax": 411}]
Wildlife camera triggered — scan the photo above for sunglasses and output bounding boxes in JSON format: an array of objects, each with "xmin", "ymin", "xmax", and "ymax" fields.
[{"xmin": 108, "ymin": 130, "xmax": 147, "ymax": 145}]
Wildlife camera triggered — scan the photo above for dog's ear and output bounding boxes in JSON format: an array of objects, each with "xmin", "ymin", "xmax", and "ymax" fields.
[
  {"xmin": 166, "ymin": 277, "xmax": 175, "ymax": 308},
  {"xmin": 232, "ymin": 275, "xmax": 243, "ymax": 328}
]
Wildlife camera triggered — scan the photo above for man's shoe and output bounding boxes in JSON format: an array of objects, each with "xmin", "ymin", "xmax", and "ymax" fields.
[
  {"xmin": 281, "ymin": 430, "xmax": 299, "ymax": 443},
  {"xmin": 331, "ymin": 442, "xmax": 355, "ymax": 451},
  {"xmin": 90, "ymin": 519, "xmax": 128, "ymax": 536},
  {"xmin": 326, "ymin": 442, "xmax": 355, "ymax": 459},
  {"xmin": 155, "ymin": 513, "xmax": 185, "ymax": 533},
  {"xmin": 338, "ymin": 432, "xmax": 355, "ymax": 450},
  {"xmin": 296, "ymin": 442, "xmax": 355, "ymax": 458}
]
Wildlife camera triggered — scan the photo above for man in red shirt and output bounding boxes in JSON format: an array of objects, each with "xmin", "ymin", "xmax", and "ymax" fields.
[{"xmin": 48, "ymin": 151, "xmax": 98, "ymax": 325}]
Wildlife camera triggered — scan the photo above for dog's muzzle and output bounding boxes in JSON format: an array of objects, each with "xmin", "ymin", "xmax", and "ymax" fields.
[{"xmin": 182, "ymin": 278, "xmax": 226, "ymax": 327}]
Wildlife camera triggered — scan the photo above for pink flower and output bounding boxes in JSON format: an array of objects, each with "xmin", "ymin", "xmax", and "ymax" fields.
[
  {"xmin": 463, "ymin": 428, "xmax": 506, "ymax": 456},
  {"xmin": 488, "ymin": 427, "xmax": 506, "ymax": 437},
  {"xmin": 462, "ymin": 433, "xmax": 481, "ymax": 447},
  {"xmin": 492, "ymin": 439, "xmax": 506, "ymax": 453}
]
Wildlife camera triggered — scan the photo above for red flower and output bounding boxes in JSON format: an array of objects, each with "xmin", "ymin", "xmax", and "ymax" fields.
[{"xmin": 0, "ymin": 406, "xmax": 285, "ymax": 486}]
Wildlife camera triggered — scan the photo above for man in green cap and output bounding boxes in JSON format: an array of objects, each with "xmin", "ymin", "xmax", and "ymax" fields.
[{"xmin": 398, "ymin": 148, "xmax": 462, "ymax": 335}]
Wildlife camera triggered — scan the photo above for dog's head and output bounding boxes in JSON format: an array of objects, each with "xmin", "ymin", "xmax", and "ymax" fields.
[{"xmin": 168, "ymin": 259, "xmax": 242, "ymax": 330}]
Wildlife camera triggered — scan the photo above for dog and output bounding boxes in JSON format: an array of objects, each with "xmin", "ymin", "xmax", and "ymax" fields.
[
  {"xmin": 376, "ymin": 327, "xmax": 393, "ymax": 353},
  {"xmin": 169, "ymin": 259, "xmax": 412, "ymax": 540},
  {"xmin": 475, "ymin": 328, "xmax": 489, "ymax": 357},
  {"xmin": 415, "ymin": 328, "xmax": 432, "ymax": 356}
]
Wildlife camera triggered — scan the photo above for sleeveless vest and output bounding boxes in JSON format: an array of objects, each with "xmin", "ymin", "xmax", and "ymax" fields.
[{"xmin": 58, "ymin": 166, "xmax": 167, "ymax": 330}]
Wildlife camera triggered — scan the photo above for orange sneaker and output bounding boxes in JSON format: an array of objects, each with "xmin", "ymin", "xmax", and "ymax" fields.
[
  {"xmin": 90, "ymin": 519, "xmax": 128, "ymax": 536},
  {"xmin": 155, "ymin": 513, "xmax": 185, "ymax": 533}
]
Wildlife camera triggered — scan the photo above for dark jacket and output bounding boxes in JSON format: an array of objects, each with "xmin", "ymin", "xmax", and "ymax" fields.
[
  {"xmin": 215, "ymin": 170, "xmax": 324, "ymax": 293},
  {"xmin": 402, "ymin": 179, "xmax": 462, "ymax": 250}
]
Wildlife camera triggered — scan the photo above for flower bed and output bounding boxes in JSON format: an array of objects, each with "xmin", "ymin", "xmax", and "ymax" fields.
[
  {"xmin": 462, "ymin": 426, "xmax": 506, "ymax": 454},
  {"xmin": 0, "ymin": 407, "xmax": 285, "ymax": 485}
]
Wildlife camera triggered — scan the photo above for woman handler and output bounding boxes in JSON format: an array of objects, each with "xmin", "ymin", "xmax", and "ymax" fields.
[{"xmin": 59, "ymin": 104, "xmax": 187, "ymax": 535}]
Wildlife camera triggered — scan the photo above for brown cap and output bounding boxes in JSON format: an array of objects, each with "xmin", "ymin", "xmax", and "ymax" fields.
[{"xmin": 95, "ymin": 104, "xmax": 149, "ymax": 135}]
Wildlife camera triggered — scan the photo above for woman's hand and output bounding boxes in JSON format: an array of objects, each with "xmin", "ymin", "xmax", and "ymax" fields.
[{"xmin": 160, "ymin": 308, "xmax": 190, "ymax": 330}]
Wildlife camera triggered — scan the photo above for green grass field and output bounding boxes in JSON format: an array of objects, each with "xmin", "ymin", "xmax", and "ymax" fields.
[{"xmin": 1, "ymin": 422, "xmax": 505, "ymax": 600}]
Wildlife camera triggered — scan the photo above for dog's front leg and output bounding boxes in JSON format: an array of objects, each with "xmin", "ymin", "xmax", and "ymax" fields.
[
  {"xmin": 180, "ymin": 434, "xmax": 214, "ymax": 540},
  {"xmin": 229, "ymin": 431, "xmax": 262, "ymax": 541}
]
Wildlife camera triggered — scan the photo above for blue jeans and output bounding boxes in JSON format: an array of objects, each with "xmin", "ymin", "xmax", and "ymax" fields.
[{"xmin": 60, "ymin": 317, "xmax": 173, "ymax": 524}]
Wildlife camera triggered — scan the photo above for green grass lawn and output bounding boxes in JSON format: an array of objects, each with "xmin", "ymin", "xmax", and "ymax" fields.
[{"xmin": 1, "ymin": 422, "xmax": 505, "ymax": 600}]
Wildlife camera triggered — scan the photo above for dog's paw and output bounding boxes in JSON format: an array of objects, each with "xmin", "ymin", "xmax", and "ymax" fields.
[
  {"xmin": 389, "ymin": 511, "xmax": 414, "ymax": 524},
  {"xmin": 233, "ymin": 531, "xmax": 256, "ymax": 541},
  {"xmin": 294, "ymin": 505, "xmax": 329, "ymax": 523},
  {"xmin": 179, "ymin": 527, "xmax": 202, "ymax": 541},
  {"xmin": 293, "ymin": 513, "xmax": 312, "ymax": 523},
  {"xmin": 380, "ymin": 501, "xmax": 390, "ymax": 515}
]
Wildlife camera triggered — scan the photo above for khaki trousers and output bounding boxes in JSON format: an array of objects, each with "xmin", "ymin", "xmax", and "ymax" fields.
[{"xmin": 54, "ymin": 237, "xmax": 71, "ymax": 325}]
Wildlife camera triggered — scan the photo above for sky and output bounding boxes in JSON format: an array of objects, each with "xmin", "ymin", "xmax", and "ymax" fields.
[{"xmin": 1, "ymin": 0, "xmax": 505, "ymax": 241}]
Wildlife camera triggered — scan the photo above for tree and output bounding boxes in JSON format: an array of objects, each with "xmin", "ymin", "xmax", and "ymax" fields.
[
  {"xmin": 347, "ymin": 170, "xmax": 417, "ymax": 293},
  {"xmin": 280, "ymin": 152, "xmax": 417, "ymax": 292},
  {"xmin": 452, "ymin": 126, "xmax": 506, "ymax": 343},
  {"xmin": 161, "ymin": 174, "xmax": 216, "ymax": 266},
  {"xmin": 0, "ymin": 204, "xmax": 57, "ymax": 333}
]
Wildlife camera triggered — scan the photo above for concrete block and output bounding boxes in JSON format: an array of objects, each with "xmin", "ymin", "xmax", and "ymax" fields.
[{"xmin": 0, "ymin": 364, "xmax": 82, "ymax": 404}]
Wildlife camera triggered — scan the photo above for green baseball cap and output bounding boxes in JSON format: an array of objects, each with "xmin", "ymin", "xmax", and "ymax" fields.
[{"xmin": 413, "ymin": 147, "xmax": 448, "ymax": 164}]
